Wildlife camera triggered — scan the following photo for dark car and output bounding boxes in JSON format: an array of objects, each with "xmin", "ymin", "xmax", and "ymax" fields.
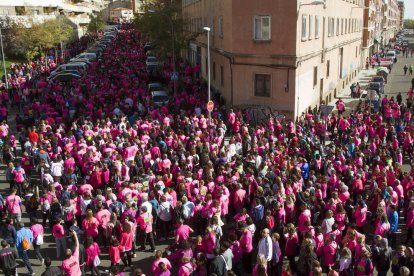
[{"xmin": 366, "ymin": 82, "xmax": 384, "ymax": 95}]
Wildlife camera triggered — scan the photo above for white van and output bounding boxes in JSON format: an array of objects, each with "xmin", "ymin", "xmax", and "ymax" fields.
[{"xmin": 385, "ymin": 50, "xmax": 396, "ymax": 62}]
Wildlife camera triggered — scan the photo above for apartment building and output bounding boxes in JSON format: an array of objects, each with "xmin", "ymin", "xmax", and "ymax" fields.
[
  {"xmin": 398, "ymin": 1, "xmax": 405, "ymax": 29},
  {"xmin": 183, "ymin": 0, "xmax": 365, "ymax": 120},
  {"xmin": 0, "ymin": 0, "xmax": 107, "ymax": 37}
]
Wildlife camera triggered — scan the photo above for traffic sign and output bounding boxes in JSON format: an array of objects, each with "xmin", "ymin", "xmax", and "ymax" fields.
[
  {"xmin": 207, "ymin": 101, "xmax": 214, "ymax": 112},
  {"xmin": 171, "ymin": 71, "xmax": 179, "ymax": 81}
]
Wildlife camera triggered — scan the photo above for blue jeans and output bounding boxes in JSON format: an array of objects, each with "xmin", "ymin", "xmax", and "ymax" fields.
[{"xmin": 19, "ymin": 250, "xmax": 33, "ymax": 274}]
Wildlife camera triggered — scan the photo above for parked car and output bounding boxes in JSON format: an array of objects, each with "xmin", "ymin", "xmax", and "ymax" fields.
[
  {"xmin": 148, "ymin": 82, "xmax": 163, "ymax": 93},
  {"xmin": 50, "ymin": 63, "xmax": 87, "ymax": 77},
  {"xmin": 146, "ymin": 56, "xmax": 159, "ymax": 67},
  {"xmin": 366, "ymin": 82, "xmax": 384, "ymax": 94},
  {"xmin": 151, "ymin": 90, "xmax": 169, "ymax": 106},
  {"xmin": 70, "ymin": 53, "xmax": 97, "ymax": 62},
  {"xmin": 360, "ymin": 89, "xmax": 380, "ymax": 113}
]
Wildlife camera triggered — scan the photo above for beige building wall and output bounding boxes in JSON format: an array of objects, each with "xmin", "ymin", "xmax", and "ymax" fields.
[{"xmin": 183, "ymin": 0, "xmax": 367, "ymax": 120}]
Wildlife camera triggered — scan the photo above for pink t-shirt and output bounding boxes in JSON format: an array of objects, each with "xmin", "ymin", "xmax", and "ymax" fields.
[
  {"xmin": 240, "ymin": 230, "xmax": 253, "ymax": 253},
  {"xmin": 82, "ymin": 218, "xmax": 99, "ymax": 237},
  {"xmin": 52, "ymin": 223, "xmax": 65, "ymax": 238},
  {"xmin": 62, "ymin": 247, "xmax": 81, "ymax": 276},
  {"xmin": 6, "ymin": 195, "xmax": 21, "ymax": 214},
  {"xmin": 85, "ymin": 243, "xmax": 101, "ymax": 266},
  {"xmin": 176, "ymin": 225, "xmax": 192, "ymax": 242},
  {"xmin": 30, "ymin": 224, "xmax": 44, "ymax": 239}
]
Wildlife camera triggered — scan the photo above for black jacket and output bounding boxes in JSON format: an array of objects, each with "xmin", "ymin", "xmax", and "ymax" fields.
[
  {"xmin": 0, "ymin": 247, "xmax": 18, "ymax": 270},
  {"xmin": 41, "ymin": 266, "xmax": 61, "ymax": 276}
]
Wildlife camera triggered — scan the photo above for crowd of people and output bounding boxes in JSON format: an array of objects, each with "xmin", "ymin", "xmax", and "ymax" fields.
[{"xmin": 0, "ymin": 24, "xmax": 414, "ymax": 276}]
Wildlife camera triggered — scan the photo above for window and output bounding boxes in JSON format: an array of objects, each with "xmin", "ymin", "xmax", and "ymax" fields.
[
  {"xmin": 254, "ymin": 74, "xmax": 271, "ymax": 97},
  {"xmin": 315, "ymin": 16, "xmax": 320, "ymax": 39},
  {"xmin": 15, "ymin": 6, "xmax": 26, "ymax": 15},
  {"xmin": 254, "ymin": 16, "xmax": 271, "ymax": 41},
  {"xmin": 326, "ymin": 60, "xmax": 330, "ymax": 78},
  {"xmin": 355, "ymin": 46, "xmax": 358, "ymax": 58},
  {"xmin": 334, "ymin": 18, "xmax": 337, "ymax": 36},
  {"xmin": 213, "ymin": 62, "xmax": 216, "ymax": 81},
  {"xmin": 341, "ymin": 18, "xmax": 344, "ymax": 35},
  {"xmin": 313, "ymin": 66, "xmax": 318, "ymax": 87},
  {"xmin": 301, "ymin": 15, "xmax": 308, "ymax": 40},
  {"xmin": 309, "ymin": 15, "xmax": 313, "ymax": 40},
  {"xmin": 210, "ymin": 16, "xmax": 214, "ymax": 35},
  {"xmin": 220, "ymin": 65, "xmax": 224, "ymax": 86},
  {"xmin": 218, "ymin": 16, "xmax": 223, "ymax": 37},
  {"xmin": 328, "ymin": 17, "xmax": 334, "ymax": 37}
]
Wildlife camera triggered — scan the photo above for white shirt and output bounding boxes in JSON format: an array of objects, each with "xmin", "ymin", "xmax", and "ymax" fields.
[{"xmin": 258, "ymin": 235, "xmax": 273, "ymax": 262}]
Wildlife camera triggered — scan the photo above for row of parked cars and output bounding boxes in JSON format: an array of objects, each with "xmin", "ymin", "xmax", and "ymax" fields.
[
  {"xmin": 142, "ymin": 42, "xmax": 170, "ymax": 107},
  {"xmin": 47, "ymin": 26, "xmax": 119, "ymax": 82}
]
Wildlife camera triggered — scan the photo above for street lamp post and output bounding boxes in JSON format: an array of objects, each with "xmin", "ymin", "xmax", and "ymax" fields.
[
  {"xmin": 0, "ymin": 28, "xmax": 8, "ymax": 90},
  {"xmin": 203, "ymin": 27, "xmax": 211, "ymax": 125}
]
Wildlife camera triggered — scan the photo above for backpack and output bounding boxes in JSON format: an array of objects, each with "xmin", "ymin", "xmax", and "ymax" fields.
[
  {"xmin": 22, "ymin": 237, "xmax": 30, "ymax": 251},
  {"xmin": 14, "ymin": 170, "xmax": 24, "ymax": 183},
  {"xmin": 65, "ymin": 210, "xmax": 74, "ymax": 222}
]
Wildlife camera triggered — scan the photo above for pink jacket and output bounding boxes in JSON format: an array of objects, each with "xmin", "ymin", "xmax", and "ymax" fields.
[{"xmin": 86, "ymin": 243, "xmax": 101, "ymax": 266}]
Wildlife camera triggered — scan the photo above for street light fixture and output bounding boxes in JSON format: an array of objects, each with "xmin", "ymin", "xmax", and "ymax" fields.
[{"xmin": 203, "ymin": 26, "xmax": 211, "ymax": 125}]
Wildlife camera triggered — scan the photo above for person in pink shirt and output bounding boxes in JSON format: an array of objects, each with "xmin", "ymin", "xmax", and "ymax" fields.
[
  {"xmin": 136, "ymin": 206, "xmax": 156, "ymax": 252},
  {"xmin": 405, "ymin": 201, "xmax": 414, "ymax": 246},
  {"xmin": 52, "ymin": 219, "xmax": 67, "ymax": 259},
  {"xmin": 82, "ymin": 209, "xmax": 99, "ymax": 239},
  {"xmin": 323, "ymin": 234, "xmax": 338, "ymax": 271},
  {"xmin": 152, "ymin": 250, "xmax": 172, "ymax": 275},
  {"xmin": 240, "ymin": 223, "xmax": 253, "ymax": 273},
  {"xmin": 175, "ymin": 219, "xmax": 194, "ymax": 243},
  {"xmin": 30, "ymin": 218, "xmax": 44, "ymax": 264},
  {"xmin": 354, "ymin": 201, "xmax": 368, "ymax": 232},
  {"xmin": 5, "ymin": 188, "xmax": 22, "ymax": 222},
  {"xmin": 95, "ymin": 202, "xmax": 111, "ymax": 247},
  {"xmin": 61, "ymin": 230, "xmax": 82, "ymax": 276},
  {"xmin": 108, "ymin": 237, "xmax": 122, "ymax": 267},
  {"xmin": 85, "ymin": 236, "xmax": 101, "ymax": 276},
  {"xmin": 119, "ymin": 220, "xmax": 134, "ymax": 267},
  {"xmin": 298, "ymin": 204, "xmax": 311, "ymax": 232}
]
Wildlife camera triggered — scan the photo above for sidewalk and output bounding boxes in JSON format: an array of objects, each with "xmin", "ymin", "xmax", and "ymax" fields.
[{"xmin": 327, "ymin": 67, "xmax": 378, "ymax": 115}]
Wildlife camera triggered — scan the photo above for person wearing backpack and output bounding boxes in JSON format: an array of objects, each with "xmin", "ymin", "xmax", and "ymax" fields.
[
  {"xmin": 30, "ymin": 218, "xmax": 44, "ymax": 265},
  {"xmin": 16, "ymin": 222, "xmax": 34, "ymax": 275},
  {"xmin": 136, "ymin": 206, "xmax": 156, "ymax": 252},
  {"xmin": 0, "ymin": 239, "xmax": 19, "ymax": 276},
  {"xmin": 5, "ymin": 188, "xmax": 22, "ymax": 223},
  {"xmin": 12, "ymin": 165, "xmax": 26, "ymax": 197}
]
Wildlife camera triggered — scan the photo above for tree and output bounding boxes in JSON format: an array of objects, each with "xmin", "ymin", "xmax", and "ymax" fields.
[
  {"xmin": 4, "ymin": 17, "xmax": 74, "ymax": 61},
  {"xmin": 135, "ymin": 0, "xmax": 197, "ymax": 59},
  {"xmin": 88, "ymin": 14, "xmax": 105, "ymax": 33},
  {"xmin": 404, "ymin": 19, "xmax": 414, "ymax": 29}
]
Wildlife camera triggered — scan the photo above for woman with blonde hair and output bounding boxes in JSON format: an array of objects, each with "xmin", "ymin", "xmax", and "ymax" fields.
[
  {"xmin": 82, "ymin": 209, "xmax": 99, "ymax": 240},
  {"xmin": 252, "ymin": 254, "xmax": 268, "ymax": 276},
  {"xmin": 338, "ymin": 247, "xmax": 353, "ymax": 276}
]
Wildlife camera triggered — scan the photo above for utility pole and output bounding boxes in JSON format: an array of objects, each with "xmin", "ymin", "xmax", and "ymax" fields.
[{"xmin": 0, "ymin": 28, "xmax": 8, "ymax": 90}]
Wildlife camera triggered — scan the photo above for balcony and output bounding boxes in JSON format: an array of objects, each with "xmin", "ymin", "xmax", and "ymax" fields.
[
  {"xmin": 0, "ymin": 14, "xmax": 58, "ymax": 27},
  {"xmin": 68, "ymin": 15, "xmax": 90, "ymax": 25}
]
